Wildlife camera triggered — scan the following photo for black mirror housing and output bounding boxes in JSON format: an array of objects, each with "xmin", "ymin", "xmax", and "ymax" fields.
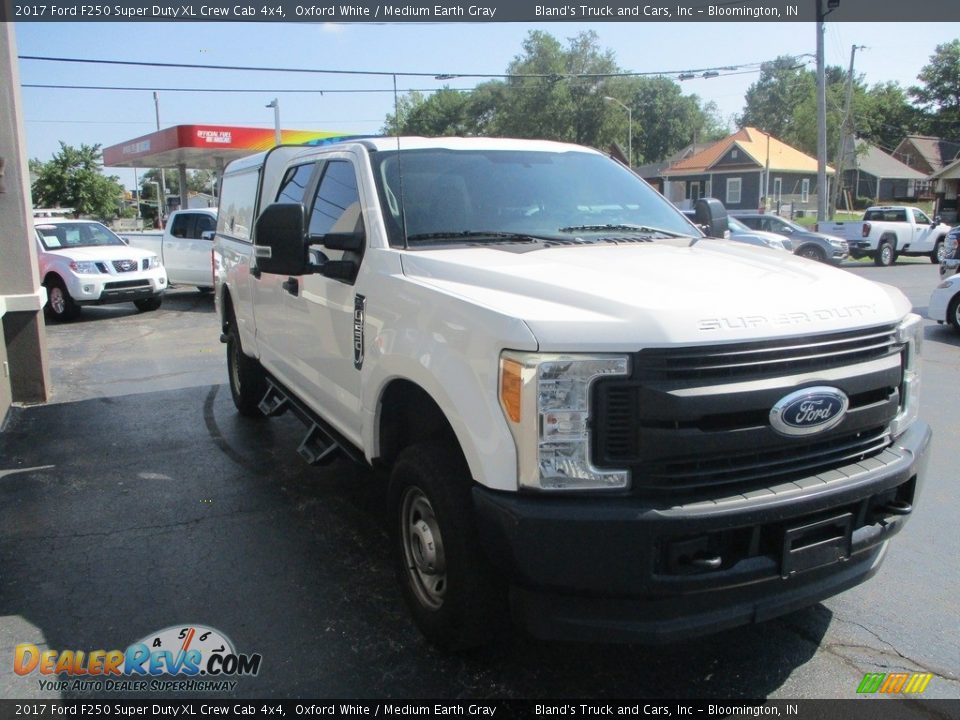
[
  {"xmin": 311, "ymin": 231, "xmax": 365, "ymax": 252},
  {"xmin": 254, "ymin": 203, "xmax": 308, "ymax": 276},
  {"xmin": 695, "ymin": 197, "xmax": 729, "ymax": 238}
]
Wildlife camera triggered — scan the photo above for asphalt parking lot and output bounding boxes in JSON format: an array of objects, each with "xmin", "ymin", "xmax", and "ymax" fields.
[{"xmin": 1, "ymin": 262, "xmax": 958, "ymax": 701}]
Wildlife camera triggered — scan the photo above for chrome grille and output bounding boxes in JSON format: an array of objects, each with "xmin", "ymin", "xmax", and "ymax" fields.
[{"xmin": 112, "ymin": 259, "xmax": 138, "ymax": 273}]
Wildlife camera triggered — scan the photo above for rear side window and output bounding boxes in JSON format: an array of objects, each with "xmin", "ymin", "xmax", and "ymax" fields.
[
  {"xmin": 170, "ymin": 213, "xmax": 191, "ymax": 238},
  {"xmin": 277, "ymin": 163, "xmax": 316, "ymax": 205},
  {"xmin": 217, "ymin": 169, "xmax": 260, "ymax": 242}
]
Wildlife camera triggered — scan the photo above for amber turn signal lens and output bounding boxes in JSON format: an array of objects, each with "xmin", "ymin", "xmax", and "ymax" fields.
[{"xmin": 500, "ymin": 358, "xmax": 523, "ymax": 423}]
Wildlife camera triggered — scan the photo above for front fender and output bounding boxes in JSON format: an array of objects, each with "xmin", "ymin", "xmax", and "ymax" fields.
[{"xmin": 358, "ymin": 262, "xmax": 538, "ymax": 492}]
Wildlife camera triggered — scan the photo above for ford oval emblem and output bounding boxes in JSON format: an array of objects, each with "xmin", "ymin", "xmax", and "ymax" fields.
[{"xmin": 769, "ymin": 386, "xmax": 849, "ymax": 437}]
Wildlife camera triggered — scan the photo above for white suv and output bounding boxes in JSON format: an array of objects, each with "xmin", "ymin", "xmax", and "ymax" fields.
[{"xmin": 35, "ymin": 219, "xmax": 167, "ymax": 321}]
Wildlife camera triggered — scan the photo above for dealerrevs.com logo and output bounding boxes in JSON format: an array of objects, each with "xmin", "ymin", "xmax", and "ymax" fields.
[{"xmin": 14, "ymin": 624, "xmax": 262, "ymax": 693}]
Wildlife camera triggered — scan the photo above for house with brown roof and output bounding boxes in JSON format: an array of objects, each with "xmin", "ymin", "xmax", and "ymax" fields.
[
  {"xmin": 839, "ymin": 139, "xmax": 927, "ymax": 206},
  {"xmin": 891, "ymin": 135, "xmax": 960, "ymax": 177},
  {"xmin": 661, "ymin": 127, "xmax": 832, "ymax": 215},
  {"xmin": 929, "ymin": 156, "xmax": 960, "ymax": 224}
]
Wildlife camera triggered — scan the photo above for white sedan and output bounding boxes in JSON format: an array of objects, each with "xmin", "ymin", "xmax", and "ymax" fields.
[{"xmin": 929, "ymin": 273, "xmax": 960, "ymax": 333}]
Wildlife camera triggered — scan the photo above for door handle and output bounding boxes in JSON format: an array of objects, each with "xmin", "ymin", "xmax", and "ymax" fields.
[{"xmin": 282, "ymin": 277, "xmax": 299, "ymax": 296}]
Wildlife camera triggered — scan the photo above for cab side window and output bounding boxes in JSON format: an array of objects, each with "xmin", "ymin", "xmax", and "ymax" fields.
[
  {"xmin": 307, "ymin": 161, "xmax": 364, "ymax": 270},
  {"xmin": 309, "ymin": 161, "xmax": 363, "ymax": 238},
  {"xmin": 195, "ymin": 213, "xmax": 216, "ymax": 239}
]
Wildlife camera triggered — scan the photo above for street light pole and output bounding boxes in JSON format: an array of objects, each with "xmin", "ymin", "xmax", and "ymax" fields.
[
  {"xmin": 815, "ymin": 0, "xmax": 828, "ymax": 222},
  {"xmin": 266, "ymin": 98, "xmax": 281, "ymax": 146},
  {"xmin": 603, "ymin": 96, "xmax": 632, "ymax": 169},
  {"xmin": 153, "ymin": 91, "xmax": 167, "ymax": 225}
]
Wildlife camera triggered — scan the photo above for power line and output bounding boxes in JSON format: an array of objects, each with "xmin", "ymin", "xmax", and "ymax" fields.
[
  {"xmin": 18, "ymin": 54, "xmax": 767, "ymax": 81},
  {"xmin": 21, "ymin": 83, "xmax": 476, "ymax": 94}
]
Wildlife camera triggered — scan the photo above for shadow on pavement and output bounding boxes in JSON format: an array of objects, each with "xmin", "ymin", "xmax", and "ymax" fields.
[{"xmin": 0, "ymin": 385, "xmax": 828, "ymax": 699}]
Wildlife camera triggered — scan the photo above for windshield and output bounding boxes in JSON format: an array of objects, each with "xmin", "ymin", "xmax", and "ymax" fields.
[
  {"xmin": 370, "ymin": 148, "xmax": 699, "ymax": 246},
  {"xmin": 36, "ymin": 222, "xmax": 126, "ymax": 250}
]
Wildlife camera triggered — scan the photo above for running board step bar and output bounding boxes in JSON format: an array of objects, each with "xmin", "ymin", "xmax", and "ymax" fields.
[{"xmin": 257, "ymin": 377, "xmax": 365, "ymax": 467}]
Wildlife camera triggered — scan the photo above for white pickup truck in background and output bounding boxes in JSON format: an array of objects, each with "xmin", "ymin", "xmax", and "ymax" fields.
[
  {"xmin": 122, "ymin": 208, "xmax": 217, "ymax": 290},
  {"xmin": 817, "ymin": 206, "xmax": 951, "ymax": 266}
]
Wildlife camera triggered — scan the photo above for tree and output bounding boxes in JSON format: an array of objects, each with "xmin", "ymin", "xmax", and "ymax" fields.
[
  {"xmin": 380, "ymin": 30, "xmax": 722, "ymax": 165},
  {"xmin": 738, "ymin": 56, "xmax": 815, "ymax": 143},
  {"xmin": 909, "ymin": 39, "xmax": 960, "ymax": 138},
  {"xmin": 30, "ymin": 142, "xmax": 125, "ymax": 219}
]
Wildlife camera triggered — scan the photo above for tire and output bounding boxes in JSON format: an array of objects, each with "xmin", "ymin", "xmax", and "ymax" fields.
[
  {"xmin": 875, "ymin": 240, "xmax": 896, "ymax": 267},
  {"xmin": 43, "ymin": 276, "xmax": 80, "ymax": 322},
  {"xmin": 134, "ymin": 297, "xmax": 162, "ymax": 312},
  {"xmin": 948, "ymin": 295, "xmax": 960, "ymax": 333},
  {"xmin": 226, "ymin": 321, "xmax": 267, "ymax": 417},
  {"xmin": 389, "ymin": 443, "xmax": 507, "ymax": 649},
  {"xmin": 931, "ymin": 240, "xmax": 945, "ymax": 264},
  {"xmin": 797, "ymin": 245, "xmax": 827, "ymax": 263}
]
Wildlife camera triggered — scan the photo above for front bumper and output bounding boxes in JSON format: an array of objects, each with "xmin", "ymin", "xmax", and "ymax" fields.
[
  {"xmin": 65, "ymin": 269, "xmax": 167, "ymax": 306},
  {"xmin": 473, "ymin": 421, "xmax": 931, "ymax": 643}
]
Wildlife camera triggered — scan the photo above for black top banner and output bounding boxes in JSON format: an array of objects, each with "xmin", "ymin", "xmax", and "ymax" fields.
[{"xmin": 3, "ymin": 0, "xmax": 960, "ymax": 23}]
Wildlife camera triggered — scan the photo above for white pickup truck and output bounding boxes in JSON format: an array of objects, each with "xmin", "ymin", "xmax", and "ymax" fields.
[
  {"xmin": 214, "ymin": 137, "xmax": 930, "ymax": 648},
  {"xmin": 817, "ymin": 206, "xmax": 951, "ymax": 266},
  {"xmin": 123, "ymin": 208, "xmax": 217, "ymax": 290}
]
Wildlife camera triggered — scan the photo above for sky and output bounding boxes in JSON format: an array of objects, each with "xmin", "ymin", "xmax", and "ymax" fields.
[{"xmin": 12, "ymin": 20, "xmax": 960, "ymax": 190}]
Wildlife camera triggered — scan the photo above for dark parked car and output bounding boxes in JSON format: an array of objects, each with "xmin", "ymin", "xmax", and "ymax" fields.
[{"xmin": 733, "ymin": 213, "xmax": 849, "ymax": 265}]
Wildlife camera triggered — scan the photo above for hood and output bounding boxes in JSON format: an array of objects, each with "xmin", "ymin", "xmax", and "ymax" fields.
[
  {"xmin": 41, "ymin": 244, "xmax": 156, "ymax": 262},
  {"xmin": 399, "ymin": 239, "xmax": 910, "ymax": 350}
]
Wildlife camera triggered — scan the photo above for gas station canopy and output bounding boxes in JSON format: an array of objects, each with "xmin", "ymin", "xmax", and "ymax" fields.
[{"xmin": 103, "ymin": 125, "xmax": 347, "ymax": 170}]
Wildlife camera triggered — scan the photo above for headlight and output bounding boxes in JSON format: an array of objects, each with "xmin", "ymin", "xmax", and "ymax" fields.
[
  {"xmin": 143, "ymin": 256, "xmax": 162, "ymax": 269},
  {"xmin": 69, "ymin": 261, "xmax": 101, "ymax": 274},
  {"xmin": 830, "ymin": 239, "xmax": 847, "ymax": 249},
  {"xmin": 763, "ymin": 238, "xmax": 785, "ymax": 250},
  {"xmin": 946, "ymin": 232, "xmax": 958, "ymax": 257},
  {"xmin": 890, "ymin": 313, "xmax": 922, "ymax": 438},
  {"xmin": 499, "ymin": 352, "xmax": 630, "ymax": 491}
]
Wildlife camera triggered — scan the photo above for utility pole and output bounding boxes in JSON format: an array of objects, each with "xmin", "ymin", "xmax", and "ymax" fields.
[
  {"xmin": 815, "ymin": 0, "xmax": 828, "ymax": 222},
  {"xmin": 816, "ymin": 0, "xmax": 841, "ymax": 222},
  {"xmin": 830, "ymin": 44, "xmax": 867, "ymax": 218}
]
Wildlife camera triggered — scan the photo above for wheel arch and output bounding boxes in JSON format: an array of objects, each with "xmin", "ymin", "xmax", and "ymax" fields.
[{"xmin": 376, "ymin": 379, "xmax": 466, "ymax": 471}]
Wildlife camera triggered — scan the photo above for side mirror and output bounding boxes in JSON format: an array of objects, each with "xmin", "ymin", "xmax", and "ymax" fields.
[
  {"xmin": 694, "ymin": 197, "xmax": 728, "ymax": 239},
  {"xmin": 933, "ymin": 215, "xmax": 941, "ymax": 227},
  {"xmin": 254, "ymin": 203, "xmax": 308, "ymax": 276}
]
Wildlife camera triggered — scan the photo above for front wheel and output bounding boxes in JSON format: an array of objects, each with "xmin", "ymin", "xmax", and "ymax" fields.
[
  {"xmin": 948, "ymin": 295, "xmax": 960, "ymax": 333},
  {"xmin": 389, "ymin": 443, "xmax": 507, "ymax": 649},
  {"xmin": 227, "ymin": 322, "xmax": 267, "ymax": 417},
  {"xmin": 875, "ymin": 240, "xmax": 896, "ymax": 267},
  {"xmin": 931, "ymin": 240, "xmax": 945, "ymax": 264},
  {"xmin": 44, "ymin": 277, "xmax": 80, "ymax": 322},
  {"xmin": 134, "ymin": 297, "xmax": 162, "ymax": 312},
  {"xmin": 797, "ymin": 245, "xmax": 827, "ymax": 263}
]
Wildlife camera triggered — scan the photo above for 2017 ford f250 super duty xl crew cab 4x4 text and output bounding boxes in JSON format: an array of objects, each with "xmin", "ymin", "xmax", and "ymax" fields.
[{"xmin": 213, "ymin": 137, "xmax": 931, "ymax": 648}]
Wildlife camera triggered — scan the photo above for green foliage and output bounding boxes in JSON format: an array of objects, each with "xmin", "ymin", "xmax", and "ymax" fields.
[
  {"xmin": 909, "ymin": 39, "xmax": 960, "ymax": 138},
  {"xmin": 30, "ymin": 142, "xmax": 125, "ymax": 220},
  {"xmin": 380, "ymin": 30, "xmax": 724, "ymax": 166}
]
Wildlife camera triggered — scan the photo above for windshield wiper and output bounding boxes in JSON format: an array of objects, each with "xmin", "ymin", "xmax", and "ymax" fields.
[
  {"xmin": 558, "ymin": 223, "xmax": 689, "ymax": 238},
  {"xmin": 406, "ymin": 231, "xmax": 545, "ymax": 243}
]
